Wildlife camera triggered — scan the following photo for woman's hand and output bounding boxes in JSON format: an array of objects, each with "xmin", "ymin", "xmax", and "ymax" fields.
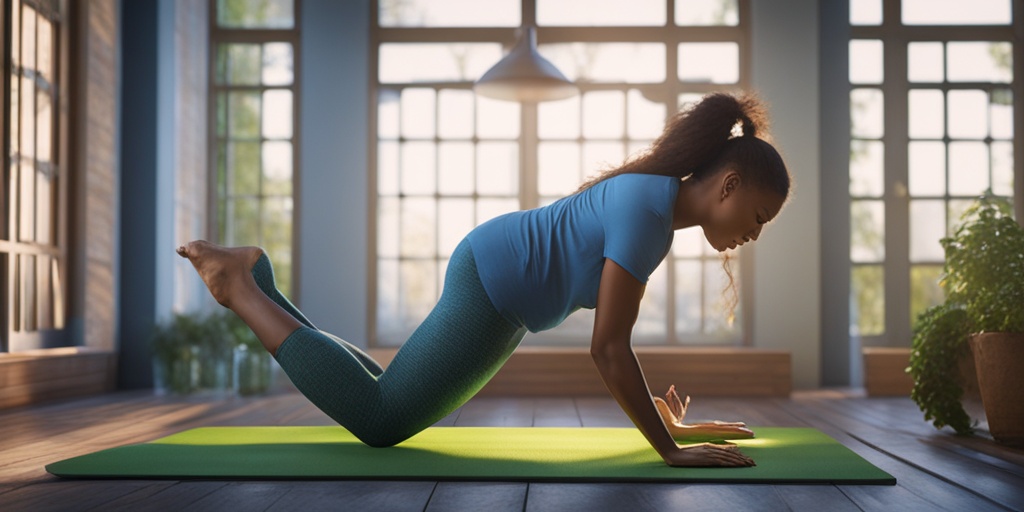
[
  {"xmin": 654, "ymin": 386, "xmax": 755, "ymax": 442},
  {"xmin": 662, "ymin": 442, "xmax": 756, "ymax": 467}
]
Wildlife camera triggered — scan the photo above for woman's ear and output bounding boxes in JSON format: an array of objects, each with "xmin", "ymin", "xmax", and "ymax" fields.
[{"xmin": 720, "ymin": 171, "xmax": 741, "ymax": 200}]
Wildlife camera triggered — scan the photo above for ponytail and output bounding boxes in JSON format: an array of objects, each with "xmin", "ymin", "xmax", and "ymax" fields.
[{"xmin": 575, "ymin": 92, "xmax": 789, "ymax": 199}]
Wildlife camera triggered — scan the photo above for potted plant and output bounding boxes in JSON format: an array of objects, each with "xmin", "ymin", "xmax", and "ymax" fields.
[{"xmin": 909, "ymin": 194, "xmax": 1024, "ymax": 445}]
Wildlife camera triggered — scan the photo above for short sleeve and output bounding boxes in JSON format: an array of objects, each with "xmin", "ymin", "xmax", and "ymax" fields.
[{"xmin": 602, "ymin": 178, "xmax": 675, "ymax": 283}]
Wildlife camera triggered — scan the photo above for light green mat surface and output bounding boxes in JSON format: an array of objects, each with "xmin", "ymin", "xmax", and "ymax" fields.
[{"xmin": 46, "ymin": 426, "xmax": 895, "ymax": 484}]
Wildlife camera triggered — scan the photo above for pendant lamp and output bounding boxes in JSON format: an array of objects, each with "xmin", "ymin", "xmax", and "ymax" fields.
[{"xmin": 474, "ymin": 27, "xmax": 578, "ymax": 103}]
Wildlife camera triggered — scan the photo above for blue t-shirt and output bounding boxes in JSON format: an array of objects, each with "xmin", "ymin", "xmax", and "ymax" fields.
[{"xmin": 467, "ymin": 173, "xmax": 679, "ymax": 332}]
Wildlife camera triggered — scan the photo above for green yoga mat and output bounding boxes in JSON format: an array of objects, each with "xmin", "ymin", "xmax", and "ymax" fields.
[{"xmin": 46, "ymin": 426, "xmax": 894, "ymax": 484}]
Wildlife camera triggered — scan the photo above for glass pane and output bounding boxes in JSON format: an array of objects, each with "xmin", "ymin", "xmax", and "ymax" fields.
[
  {"xmin": 948, "ymin": 141, "xmax": 989, "ymax": 196},
  {"xmin": 438, "ymin": 142, "xmax": 475, "ymax": 195},
  {"xmin": 678, "ymin": 43, "xmax": 739, "ymax": 84},
  {"xmin": 400, "ymin": 142, "xmax": 437, "ymax": 196},
  {"xmin": 261, "ymin": 197, "xmax": 293, "ymax": 294},
  {"xmin": 21, "ymin": 76, "xmax": 35, "ymax": 160},
  {"xmin": 948, "ymin": 199, "xmax": 975, "ymax": 234},
  {"xmin": 401, "ymin": 88, "xmax": 435, "ymax": 139},
  {"xmin": 378, "ymin": 197, "xmax": 399, "ymax": 258},
  {"xmin": 476, "ymin": 96, "xmax": 520, "ymax": 139},
  {"xmin": 400, "ymin": 259, "xmax": 437, "ymax": 327},
  {"xmin": 37, "ymin": 254, "xmax": 52, "ymax": 330},
  {"xmin": 704, "ymin": 259, "xmax": 738, "ymax": 334},
  {"xmin": 850, "ymin": 265, "xmax": 884, "ymax": 336},
  {"xmin": 378, "ymin": 141, "xmax": 400, "ymax": 196},
  {"xmin": 540, "ymin": 43, "xmax": 666, "ymax": 84},
  {"xmin": 262, "ymin": 141, "xmax": 292, "ymax": 195},
  {"xmin": 378, "ymin": 90, "xmax": 400, "ymax": 139},
  {"xmin": 476, "ymin": 198, "xmax": 518, "ymax": 224},
  {"xmin": 377, "ymin": 258, "xmax": 400, "ymax": 333},
  {"xmin": 379, "ymin": 0, "xmax": 520, "ymax": 27},
  {"xmin": 627, "ymin": 89, "xmax": 666, "ymax": 139},
  {"xmin": 908, "ymin": 141, "xmax": 946, "ymax": 196},
  {"xmin": 902, "ymin": 0, "xmax": 1010, "ymax": 25},
  {"xmin": 537, "ymin": 0, "xmax": 666, "ymax": 26},
  {"xmin": 676, "ymin": 0, "xmax": 738, "ymax": 26},
  {"xmin": 228, "ymin": 141, "xmax": 260, "ymax": 195},
  {"xmin": 672, "ymin": 226, "xmax": 704, "ymax": 257},
  {"xmin": 910, "ymin": 265, "xmax": 944, "ymax": 328},
  {"xmin": 675, "ymin": 260, "xmax": 702, "ymax": 334},
  {"xmin": 992, "ymin": 141, "xmax": 1014, "ymax": 196},
  {"xmin": 636, "ymin": 264, "xmax": 668, "ymax": 336},
  {"xmin": 23, "ymin": 255, "xmax": 36, "ymax": 331},
  {"xmin": 36, "ymin": 89, "xmax": 52, "ymax": 164},
  {"xmin": 217, "ymin": 44, "xmax": 260, "ymax": 85},
  {"xmin": 36, "ymin": 166, "xmax": 52, "ymax": 245},
  {"xmin": 851, "ymin": 88, "xmax": 883, "ymax": 139},
  {"xmin": 538, "ymin": 96, "xmax": 580, "ymax": 139},
  {"xmin": 908, "ymin": 89, "xmax": 943, "ymax": 139},
  {"xmin": 947, "ymin": 90, "xmax": 988, "ymax": 140},
  {"xmin": 37, "ymin": 16, "xmax": 52, "ymax": 83},
  {"xmin": 850, "ymin": 200, "xmax": 884, "ymax": 262},
  {"xmin": 262, "ymin": 90, "xmax": 292, "ymax": 139},
  {"xmin": 228, "ymin": 92, "xmax": 261, "ymax": 138},
  {"xmin": 217, "ymin": 0, "xmax": 295, "ymax": 28},
  {"xmin": 947, "ymin": 42, "xmax": 1012, "ymax": 83},
  {"xmin": 262, "ymin": 43, "xmax": 293, "ymax": 86},
  {"xmin": 400, "ymin": 198, "xmax": 436, "ymax": 258},
  {"xmin": 583, "ymin": 142, "xmax": 624, "ymax": 177},
  {"xmin": 379, "ymin": 43, "xmax": 503, "ymax": 83},
  {"xmin": 9, "ymin": 76, "xmax": 18, "ymax": 155},
  {"xmin": 990, "ymin": 89, "xmax": 1013, "ymax": 139},
  {"xmin": 849, "ymin": 40, "xmax": 883, "ymax": 84},
  {"xmin": 582, "ymin": 91, "xmax": 624, "ymax": 139},
  {"xmin": 22, "ymin": 6, "xmax": 35, "ymax": 73},
  {"xmin": 438, "ymin": 89, "xmax": 474, "ymax": 140},
  {"xmin": 910, "ymin": 200, "xmax": 946, "ymax": 262},
  {"xmin": 438, "ymin": 199, "xmax": 475, "ymax": 256},
  {"xmin": 11, "ymin": 0, "xmax": 19, "ymax": 69},
  {"xmin": 19, "ymin": 163, "xmax": 33, "ymax": 241},
  {"xmin": 850, "ymin": 140, "xmax": 884, "ymax": 197},
  {"xmin": 229, "ymin": 197, "xmax": 260, "ymax": 246},
  {"xmin": 907, "ymin": 42, "xmax": 943, "ymax": 83},
  {"xmin": 850, "ymin": 0, "xmax": 882, "ymax": 25},
  {"xmin": 216, "ymin": 92, "xmax": 227, "ymax": 137},
  {"xmin": 539, "ymin": 142, "xmax": 581, "ymax": 197},
  {"xmin": 51, "ymin": 257, "xmax": 63, "ymax": 329},
  {"xmin": 476, "ymin": 142, "xmax": 518, "ymax": 196}
]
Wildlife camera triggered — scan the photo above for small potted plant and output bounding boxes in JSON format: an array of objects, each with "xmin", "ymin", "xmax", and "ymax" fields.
[{"xmin": 909, "ymin": 193, "xmax": 1024, "ymax": 445}]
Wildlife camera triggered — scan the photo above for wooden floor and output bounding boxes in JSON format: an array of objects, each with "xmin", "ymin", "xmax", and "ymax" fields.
[{"xmin": 2, "ymin": 389, "xmax": 1023, "ymax": 511}]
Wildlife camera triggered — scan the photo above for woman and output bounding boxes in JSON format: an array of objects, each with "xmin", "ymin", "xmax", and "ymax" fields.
[{"xmin": 177, "ymin": 92, "xmax": 790, "ymax": 468}]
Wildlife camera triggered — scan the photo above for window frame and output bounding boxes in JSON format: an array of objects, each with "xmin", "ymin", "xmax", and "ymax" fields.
[
  {"xmin": 368, "ymin": 0, "xmax": 756, "ymax": 347},
  {"xmin": 207, "ymin": 0, "xmax": 303, "ymax": 299},
  {"xmin": 1, "ymin": 0, "xmax": 72, "ymax": 353}
]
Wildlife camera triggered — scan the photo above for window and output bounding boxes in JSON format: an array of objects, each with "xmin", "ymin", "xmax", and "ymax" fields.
[
  {"xmin": 373, "ymin": 0, "xmax": 750, "ymax": 346},
  {"xmin": 2, "ymin": 0, "xmax": 70, "ymax": 352},
  {"xmin": 847, "ymin": 0, "xmax": 1018, "ymax": 346},
  {"xmin": 210, "ymin": 0, "xmax": 299, "ymax": 296}
]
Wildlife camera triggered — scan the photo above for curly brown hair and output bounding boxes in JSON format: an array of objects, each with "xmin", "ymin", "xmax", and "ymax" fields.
[{"xmin": 576, "ymin": 92, "xmax": 790, "ymax": 325}]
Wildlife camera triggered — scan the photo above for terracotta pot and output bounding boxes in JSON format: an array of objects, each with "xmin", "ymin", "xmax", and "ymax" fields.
[{"xmin": 970, "ymin": 332, "xmax": 1024, "ymax": 446}]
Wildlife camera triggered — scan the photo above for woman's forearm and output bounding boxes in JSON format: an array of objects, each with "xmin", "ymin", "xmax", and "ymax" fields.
[{"xmin": 591, "ymin": 341, "xmax": 678, "ymax": 459}]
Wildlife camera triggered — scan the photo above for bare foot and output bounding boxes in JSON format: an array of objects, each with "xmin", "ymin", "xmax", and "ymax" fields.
[{"xmin": 176, "ymin": 240, "xmax": 263, "ymax": 309}]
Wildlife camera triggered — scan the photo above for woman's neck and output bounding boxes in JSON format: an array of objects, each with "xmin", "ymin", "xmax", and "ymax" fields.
[{"xmin": 672, "ymin": 178, "xmax": 711, "ymax": 230}]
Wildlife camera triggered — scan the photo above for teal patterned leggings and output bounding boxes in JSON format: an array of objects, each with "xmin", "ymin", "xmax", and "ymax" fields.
[{"xmin": 254, "ymin": 239, "xmax": 527, "ymax": 447}]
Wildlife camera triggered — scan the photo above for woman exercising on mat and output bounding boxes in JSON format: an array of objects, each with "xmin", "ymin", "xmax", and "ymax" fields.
[{"xmin": 177, "ymin": 92, "xmax": 790, "ymax": 468}]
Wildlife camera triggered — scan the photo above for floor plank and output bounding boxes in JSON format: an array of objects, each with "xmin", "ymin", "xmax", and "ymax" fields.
[{"xmin": 425, "ymin": 482, "xmax": 528, "ymax": 512}]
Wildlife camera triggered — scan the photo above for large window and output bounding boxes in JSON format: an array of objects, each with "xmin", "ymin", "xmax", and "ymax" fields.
[
  {"xmin": 210, "ymin": 0, "xmax": 299, "ymax": 296},
  {"xmin": 847, "ymin": 0, "xmax": 1019, "ymax": 346},
  {"xmin": 372, "ymin": 0, "xmax": 751, "ymax": 346},
  {"xmin": 1, "ymin": 0, "xmax": 70, "ymax": 352}
]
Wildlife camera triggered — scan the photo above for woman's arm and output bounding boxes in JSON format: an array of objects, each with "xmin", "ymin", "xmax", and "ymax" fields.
[{"xmin": 590, "ymin": 259, "xmax": 754, "ymax": 467}]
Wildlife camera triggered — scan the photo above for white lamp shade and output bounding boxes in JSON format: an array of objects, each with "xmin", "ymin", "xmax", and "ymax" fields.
[{"xmin": 474, "ymin": 27, "xmax": 578, "ymax": 103}]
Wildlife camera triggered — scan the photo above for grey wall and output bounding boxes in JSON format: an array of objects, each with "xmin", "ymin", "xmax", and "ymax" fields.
[
  {"xmin": 297, "ymin": 0, "xmax": 370, "ymax": 346},
  {"xmin": 751, "ymin": 0, "xmax": 822, "ymax": 389}
]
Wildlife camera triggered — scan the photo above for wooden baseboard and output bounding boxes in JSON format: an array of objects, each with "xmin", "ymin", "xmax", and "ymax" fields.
[
  {"xmin": 368, "ymin": 346, "xmax": 791, "ymax": 397},
  {"xmin": 0, "ymin": 348, "xmax": 118, "ymax": 409},
  {"xmin": 863, "ymin": 347, "xmax": 913, "ymax": 396}
]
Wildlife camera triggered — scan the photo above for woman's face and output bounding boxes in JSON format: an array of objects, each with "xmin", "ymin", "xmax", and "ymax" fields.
[{"xmin": 702, "ymin": 172, "xmax": 785, "ymax": 252}]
